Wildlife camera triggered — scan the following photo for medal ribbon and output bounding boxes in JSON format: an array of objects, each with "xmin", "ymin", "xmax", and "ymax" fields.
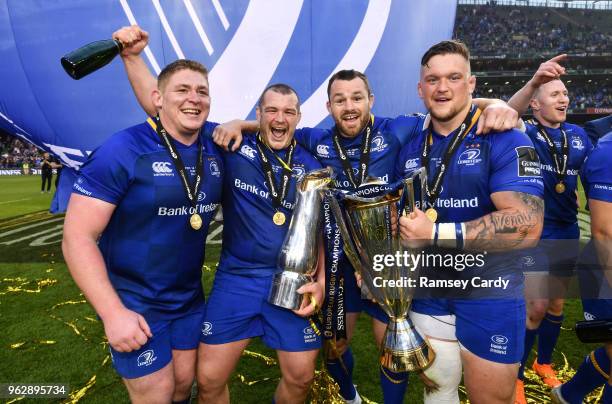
[
  {"xmin": 148, "ymin": 116, "xmax": 203, "ymax": 217},
  {"xmin": 255, "ymin": 134, "xmax": 295, "ymax": 211},
  {"xmin": 322, "ymin": 196, "xmax": 347, "ymax": 340},
  {"xmin": 421, "ymin": 107, "xmax": 481, "ymax": 209},
  {"xmin": 535, "ymin": 121, "xmax": 569, "ymax": 186},
  {"xmin": 332, "ymin": 115, "xmax": 374, "ymax": 189}
]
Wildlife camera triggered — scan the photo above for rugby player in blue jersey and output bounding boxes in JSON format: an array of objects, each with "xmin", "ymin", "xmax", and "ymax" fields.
[
  {"xmin": 552, "ymin": 132, "xmax": 612, "ymax": 404},
  {"xmin": 508, "ymin": 55, "xmax": 593, "ymax": 403},
  {"xmin": 397, "ymin": 40, "xmax": 544, "ymax": 404},
  {"xmin": 62, "ymin": 57, "xmax": 223, "ymax": 404},
  {"xmin": 112, "ymin": 25, "xmax": 326, "ymax": 404},
  {"xmin": 214, "ymin": 72, "xmax": 520, "ymax": 403}
]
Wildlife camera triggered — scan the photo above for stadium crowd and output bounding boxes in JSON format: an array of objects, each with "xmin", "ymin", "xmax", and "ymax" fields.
[
  {"xmin": 475, "ymin": 79, "xmax": 612, "ymax": 110},
  {"xmin": 455, "ymin": 4, "xmax": 612, "ymax": 55},
  {"xmin": 0, "ymin": 133, "xmax": 43, "ymax": 169}
]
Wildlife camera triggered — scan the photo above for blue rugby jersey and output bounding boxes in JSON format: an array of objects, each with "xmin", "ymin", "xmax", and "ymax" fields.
[
  {"xmin": 395, "ymin": 114, "xmax": 544, "ymax": 293},
  {"xmin": 217, "ymin": 135, "xmax": 322, "ymax": 277},
  {"xmin": 577, "ymin": 133, "xmax": 612, "ymax": 303},
  {"xmin": 524, "ymin": 121, "xmax": 592, "ymax": 227},
  {"xmin": 296, "ymin": 115, "xmax": 425, "ymax": 188},
  {"xmin": 73, "ymin": 121, "xmax": 223, "ymax": 320},
  {"xmin": 582, "ymin": 132, "xmax": 612, "ymax": 204}
]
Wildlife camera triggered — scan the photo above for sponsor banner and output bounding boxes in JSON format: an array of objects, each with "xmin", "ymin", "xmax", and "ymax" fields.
[
  {"xmin": 0, "ymin": 169, "xmax": 58, "ymax": 175},
  {"xmin": 586, "ymin": 107, "xmax": 612, "ymax": 114}
]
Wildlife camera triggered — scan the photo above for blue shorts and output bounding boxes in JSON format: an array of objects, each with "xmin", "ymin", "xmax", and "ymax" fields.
[
  {"xmin": 539, "ymin": 223, "xmax": 580, "ymax": 277},
  {"xmin": 110, "ymin": 309, "xmax": 204, "ymax": 379},
  {"xmin": 201, "ymin": 271, "xmax": 321, "ymax": 352},
  {"xmin": 342, "ymin": 260, "xmax": 388, "ymax": 323},
  {"xmin": 412, "ymin": 298, "xmax": 526, "ymax": 364}
]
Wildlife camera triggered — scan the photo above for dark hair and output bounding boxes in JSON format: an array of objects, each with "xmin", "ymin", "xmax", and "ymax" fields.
[
  {"xmin": 258, "ymin": 83, "xmax": 301, "ymax": 111},
  {"xmin": 421, "ymin": 40, "xmax": 470, "ymax": 68},
  {"xmin": 326, "ymin": 70, "xmax": 372, "ymax": 99},
  {"xmin": 157, "ymin": 59, "xmax": 209, "ymax": 90}
]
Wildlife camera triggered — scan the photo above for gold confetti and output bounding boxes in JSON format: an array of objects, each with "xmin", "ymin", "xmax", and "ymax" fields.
[
  {"xmin": 0, "ymin": 278, "xmax": 57, "ymax": 295},
  {"xmin": 64, "ymin": 375, "xmax": 96, "ymax": 403},
  {"xmin": 9, "ymin": 340, "xmax": 56, "ymax": 349},
  {"xmin": 49, "ymin": 315, "xmax": 89, "ymax": 342},
  {"xmin": 51, "ymin": 300, "xmax": 87, "ymax": 309},
  {"xmin": 234, "ymin": 373, "xmax": 278, "ymax": 386},
  {"xmin": 242, "ymin": 349, "xmax": 277, "ymax": 366}
]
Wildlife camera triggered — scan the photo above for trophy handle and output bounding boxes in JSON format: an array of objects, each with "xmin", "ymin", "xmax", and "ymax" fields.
[
  {"xmin": 326, "ymin": 193, "xmax": 364, "ymax": 274},
  {"xmin": 398, "ymin": 167, "xmax": 426, "ymax": 216}
]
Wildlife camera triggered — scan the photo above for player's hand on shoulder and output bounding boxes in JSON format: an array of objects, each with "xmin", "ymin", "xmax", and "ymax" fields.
[
  {"xmin": 477, "ymin": 102, "xmax": 519, "ymax": 135},
  {"xmin": 103, "ymin": 307, "xmax": 153, "ymax": 352},
  {"xmin": 112, "ymin": 25, "xmax": 149, "ymax": 57},
  {"xmin": 399, "ymin": 209, "xmax": 434, "ymax": 249},
  {"xmin": 213, "ymin": 120, "xmax": 244, "ymax": 152},
  {"xmin": 293, "ymin": 282, "xmax": 324, "ymax": 317}
]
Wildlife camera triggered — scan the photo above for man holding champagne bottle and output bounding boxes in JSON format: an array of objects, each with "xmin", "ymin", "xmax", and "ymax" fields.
[{"xmin": 62, "ymin": 51, "xmax": 224, "ymax": 404}]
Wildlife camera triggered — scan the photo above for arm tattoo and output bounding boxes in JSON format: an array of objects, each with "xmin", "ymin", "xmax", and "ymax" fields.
[{"xmin": 465, "ymin": 192, "xmax": 543, "ymax": 251}]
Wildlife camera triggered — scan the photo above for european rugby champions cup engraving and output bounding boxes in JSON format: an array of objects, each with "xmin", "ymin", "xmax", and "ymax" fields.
[
  {"xmin": 268, "ymin": 167, "xmax": 333, "ymax": 310},
  {"xmin": 328, "ymin": 167, "xmax": 435, "ymax": 372}
]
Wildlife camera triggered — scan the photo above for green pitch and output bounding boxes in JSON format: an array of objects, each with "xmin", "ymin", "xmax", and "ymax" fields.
[{"xmin": 0, "ymin": 176, "xmax": 599, "ymax": 403}]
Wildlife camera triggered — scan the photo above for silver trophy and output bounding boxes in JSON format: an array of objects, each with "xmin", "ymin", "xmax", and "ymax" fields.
[
  {"xmin": 268, "ymin": 167, "xmax": 332, "ymax": 310},
  {"xmin": 328, "ymin": 168, "xmax": 435, "ymax": 372}
]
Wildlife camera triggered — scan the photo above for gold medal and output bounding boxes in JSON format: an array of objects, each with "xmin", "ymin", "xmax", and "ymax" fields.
[
  {"xmin": 273, "ymin": 211, "xmax": 286, "ymax": 226},
  {"xmin": 190, "ymin": 213, "xmax": 202, "ymax": 230},
  {"xmin": 425, "ymin": 208, "xmax": 438, "ymax": 223},
  {"xmin": 555, "ymin": 182, "xmax": 566, "ymax": 194}
]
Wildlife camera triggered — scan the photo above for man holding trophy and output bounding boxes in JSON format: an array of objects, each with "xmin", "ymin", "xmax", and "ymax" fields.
[
  {"xmin": 112, "ymin": 27, "xmax": 326, "ymax": 404},
  {"xmin": 397, "ymin": 40, "xmax": 545, "ymax": 404},
  {"xmin": 214, "ymin": 69, "xmax": 522, "ymax": 404}
]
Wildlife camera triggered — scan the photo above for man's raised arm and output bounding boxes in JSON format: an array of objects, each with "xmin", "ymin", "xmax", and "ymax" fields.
[
  {"xmin": 112, "ymin": 26, "xmax": 159, "ymax": 117},
  {"xmin": 508, "ymin": 54, "xmax": 567, "ymax": 117}
]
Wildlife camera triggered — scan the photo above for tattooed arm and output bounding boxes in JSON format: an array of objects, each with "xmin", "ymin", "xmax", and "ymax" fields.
[{"xmin": 463, "ymin": 191, "xmax": 543, "ymax": 252}]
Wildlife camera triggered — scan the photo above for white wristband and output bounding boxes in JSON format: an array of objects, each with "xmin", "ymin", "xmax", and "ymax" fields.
[{"xmin": 437, "ymin": 223, "xmax": 457, "ymax": 249}]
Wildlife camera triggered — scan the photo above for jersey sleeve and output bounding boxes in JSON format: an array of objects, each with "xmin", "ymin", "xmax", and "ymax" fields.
[
  {"xmin": 201, "ymin": 121, "xmax": 219, "ymax": 138},
  {"xmin": 579, "ymin": 126, "xmax": 595, "ymax": 155},
  {"xmin": 388, "ymin": 115, "xmax": 424, "ymax": 147},
  {"xmin": 393, "ymin": 144, "xmax": 410, "ymax": 181},
  {"xmin": 294, "ymin": 127, "xmax": 324, "ymax": 155},
  {"xmin": 489, "ymin": 129, "xmax": 544, "ymax": 197},
  {"xmin": 583, "ymin": 141, "xmax": 612, "ymax": 203},
  {"xmin": 73, "ymin": 132, "xmax": 135, "ymax": 205}
]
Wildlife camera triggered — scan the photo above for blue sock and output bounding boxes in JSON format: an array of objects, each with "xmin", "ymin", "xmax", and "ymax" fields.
[
  {"xmin": 537, "ymin": 312, "xmax": 564, "ymax": 364},
  {"xmin": 379, "ymin": 366, "xmax": 408, "ymax": 404},
  {"xmin": 326, "ymin": 348, "xmax": 356, "ymax": 400},
  {"xmin": 560, "ymin": 347, "xmax": 610, "ymax": 403},
  {"xmin": 519, "ymin": 327, "xmax": 538, "ymax": 380}
]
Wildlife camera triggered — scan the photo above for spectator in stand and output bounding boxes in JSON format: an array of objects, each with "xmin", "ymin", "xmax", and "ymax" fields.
[{"xmin": 40, "ymin": 152, "xmax": 53, "ymax": 193}]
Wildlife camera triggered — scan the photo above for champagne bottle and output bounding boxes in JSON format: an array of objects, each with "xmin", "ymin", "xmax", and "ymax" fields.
[{"xmin": 60, "ymin": 39, "xmax": 124, "ymax": 80}]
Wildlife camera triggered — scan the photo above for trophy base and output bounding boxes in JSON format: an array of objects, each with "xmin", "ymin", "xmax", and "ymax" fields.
[
  {"xmin": 380, "ymin": 317, "xmax": 435, "ymax": 372},
  {"xmin": 268, "ymin": 271, "xmax": 310, "ymax": 310}
]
